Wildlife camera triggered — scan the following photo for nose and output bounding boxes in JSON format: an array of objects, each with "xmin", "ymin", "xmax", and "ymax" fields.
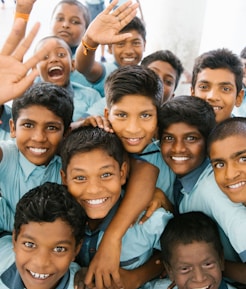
[
  {"xmin": 86, "ymin": 179, "xmax": 103, "ymax": 195},
  {"xmin": 124, "ymin": 43, "xmax": 134, "ymax": 54},
  {"xmin": 125, "ymin": 118, "xmax": 142, "ymax": 134},
  {"xmin": 33, "ymin": 249, "xmax": 51, "ymax": 269},
  {"xmin": 172, "ymin": 139, "xmax": 186, "ymax": 153},
  {"xmin": 192, "ymin": 267, "xmax": 206, "ymax": 283},
  {"xmin": 62, "ymin": 19, "xmax": 70, "ymax": 29},
  {"xmin": 204, "ymin": 89, "xmax": 220, "ymax": 102},
  {"xmin": 31, "ymin": 128, "xmax": 47, "ymax": 142},
  {"xmin": 225, "ymin": 163, "xmax": 241, "ymax": 180}
]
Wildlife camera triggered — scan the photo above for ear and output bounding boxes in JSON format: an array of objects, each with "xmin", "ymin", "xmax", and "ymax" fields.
[
  {"xmin": 74, "ymin": 241, "xmax": 83, "ymax": 260},
  {"xmin": 9, "ymin": 119, "xmax": 16, "ymax": 138},
  {"xmin": 190, "ymin": 86, "xmax": 195, "ymax": 96},
  {"xmin": 120, "ymin": 161, "xmax": 128, "ymax": 186},
  {"xmin": 164, "ymin": 262, "xmax": 175, "ymax": 282},
  {"xmin": 60, "ymin": 169, "xmax": 67, "ymax": 185},
  {"xmin": 70, "ymin": 59, "xmax": 75, "ymax": 72},
  {"xmin": 235, "ymin": 89, "xmax": 244, "ymax": 107}
]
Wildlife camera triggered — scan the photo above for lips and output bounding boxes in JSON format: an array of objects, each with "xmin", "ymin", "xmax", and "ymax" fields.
[
  {"xmin": 227, "ymin": 181, "xmax": 246, "ymax": 189},
  {"xmin": 29, "ymin": 147, "xmax": 48, "ymax": 155},
  {"xmin": 48, "ymin": 66, "xmax": 64, "ymax": 78},
  {"xmin": 29, "ymin": 270, "xmax": 51, "ymax": 280},
  {"xmin": 85, "ymin": 198, "xmax": 108, "ymax": 205}
]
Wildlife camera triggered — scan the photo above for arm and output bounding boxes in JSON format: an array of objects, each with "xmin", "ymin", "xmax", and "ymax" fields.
[
  {"xmin": 75, "ymin": 0, "xmax": 138, "ymax": 82},
  {"xmin": 0, "ymin": 18, "xmax": 56, "ymax": 104},
  {"xmin": 84, "ymin": 159, "xmax": 159, "ymax": 289},
  {"xmin": 223, "ymin": 260, "xmax": 246, "ymax": 285}
]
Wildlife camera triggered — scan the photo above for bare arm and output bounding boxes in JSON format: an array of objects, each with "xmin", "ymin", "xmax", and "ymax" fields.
[
  {"xmin": 75, "ymin": 0, "xmax": 138, "ymax": 82},
  {"xmin": 84, "ymin": 159, "xmax": 159, "ymax": 289},
  {"xmin": 224, "ymin": 260, "xmax": 246, "ymax": 284}
]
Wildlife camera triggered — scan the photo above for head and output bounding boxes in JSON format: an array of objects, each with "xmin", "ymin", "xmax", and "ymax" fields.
[
  {"xmin": 50, "ymin": 0, "xmax": 90, "ymax": 48},
  {"xmin": 159, "ymin": 95, "xmax": 216, "ymax": 176},
  {"xmin": 161, "ymin": 211, "xmax": 224, "ymax": 289},
  {"xmin": 13, "ymin": 181, "xmax": 86, "ymax": 289},
  {"xmin": 208, "ymin": 117, "xmax": 246, "ymax": 205},
  {"xmin": 108, "ymin": 16, "xmax": 146, "ymax": 67},
  {"xmin": 60, "ymin": 126, "xmax": 128, "ymax": 227},
  {"xmin": 191, "ymin": 48, "xmax": 244, "ymax": 123},
  {"xmin": 141, "ymin": 50, "xmax": 184, "ymax": 102},
  {"xmin": 240, "ymin": 47, "xmax": 246, "ymax": 87},
  {"xmin": 10, "ymin": 82, "xmax": 73, "ymax": 166},
  {"xmin": 104, "ymin": 65, "xmax": 163, "ymax": 154},
  {"xmin": 35, "ymin": 36, "xmax": 74, "ymax": 87}
]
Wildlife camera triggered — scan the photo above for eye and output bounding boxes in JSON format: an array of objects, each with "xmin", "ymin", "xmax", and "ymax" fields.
[
  {"xmin": 198, "ymin": 84, "xmax": 208, "ymax": 90},
  {"xmin": 55, "ymin": 16, "xmax": 64, "ymax": 22},
  {"xmin": 47, "ymin": 125, "xmax": 59, "ymax": 131},
  {"xmin": 162, "ymin": 135, "xmax": 174, "ymax": 142},
  {"xmin": 213, "ymin": 162, "xmax": 224, "ymax": 169},
  {"xmin": 239, "ymin": 156, "xmax": 246, "ymax": 163},
  {"xmin": 54, "ymin": 246, "xmax": 66, "ymax": 253},
  {"xmin": 101, "ymin": 172, "xmax": 112, "ymax": 179},
  {"xmin": 23, "ymin": 123, "xmax": 34, "ymax": 128},
  {"xmin": 164, "ymin": 79, "xmax": 174, "ymax": 87},
  {"xmin": 71, "ymin": 19, "xmax": 81, "ymax": 25},
  {"xmin": 24, "ymin": 242, "xmax": 36, "ymax": 248},
  {"xmin": 116, "ymin": 112, "xmax": 127, "ymax": 118},
  {"xmin": 141, "ymin": 113, "xmax": 151, "ymax": 119},
  {"xmin": 179, "ymin": 266, "xmax": 191, "ymax": 274},
  {"xmin": 115, "ymin": 42, "xmax": 125, "ymax": 48},
  {"xmin": 222, "ymin": 86, "xmax": 231, "ymax": 92},
  {"xmin": 57, "ymin": 52, "xmax": 66, "ymax": 58},
  {"xmin": 203, "ymin": 261, "xmax": 216, "ymax": 269},
  {"xmin": 186, "ymin": 135, "xmax": 198, "ymax": 142},
  {"xmin": 133, "ymin": 40, "xmax": 142, "ymax": 47},
  {"xmin": 74, "ymin": 175, "xmax": 86, "ymax": 181}
]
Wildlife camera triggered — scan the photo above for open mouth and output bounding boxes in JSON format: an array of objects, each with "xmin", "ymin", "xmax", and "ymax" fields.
[
  {"xmin": 85, "ymin": 198, "xmax": 108, "ymax": 205},
  {"xmin": 227, "ymin": 181, "xmax": 246, "ymax": 189},
  {"xmin": 48, "ymin": 66, "xmax": 64, "ymax": 78},
  {"xmin": 29, "ymin": 270, "xmax": 51, "ymax": 280}
]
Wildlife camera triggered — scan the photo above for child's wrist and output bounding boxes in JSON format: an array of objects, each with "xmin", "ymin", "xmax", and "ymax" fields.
[
  {"xmin": 15, "ymin": 12, "xmax": 30, "ymax": 21},
  {"xmin": 81, "ymin": 36, "xmax": 98, "ymax": 56}
]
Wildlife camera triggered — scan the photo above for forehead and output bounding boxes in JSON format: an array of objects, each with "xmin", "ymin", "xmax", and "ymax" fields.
[
  {"xmin": 53, "ymin": 3, "xmax": 84, "ymax": 17},
  {"xmin": 119, "ymin": 29, "xmax": 145, "ymax": 41},
  {"xmin": 18, "ymin": 105, "xmax": 63, "ymax": 121},
  {"xmin": 163, "ymin": 122, "xmax": 202, "ymax": 135},
  {"xmin": 195, "ymin": 68, "xmax": 236, "ymax": 85},
  {"xmin": 148, "ymin": 61, "xmax": 177, "ymax": 78}
]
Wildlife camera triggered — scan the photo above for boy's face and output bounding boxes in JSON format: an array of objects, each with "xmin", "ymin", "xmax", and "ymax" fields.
[
  {"xmin": 209, "ymin": 134, "xmax": 246, "ymax": 205},
  {"xmin": 166, "ymin": 241, "xmax": 224, "ymax": 289},
  {"xmin": 161, "ymin": 122, "xmax": 206, "ymax": 177},
  {"xmin": 37, "ymin": 39, "xmax": 74, "ymax": 87},
  {"xmin": 105, "ymin": 95, "xmax": 158, "ymax": 154},
  {"xmin": 191, "ymin": 68, "xmax": 244, "ymax": 123},
  {"xmin": 108, "ymin": 30, "xmax": 145, "ymax": 67},
  {"xmin": 51, "ymin": 3, "xmax": 86, "ymax": 47},
  {"xmin": 147, "ymin": 60, "xmax": 176, "ymax": 102},
  {"xmin": 10, "ymin": 105, "xmax": 65, "ymax": 166},
  {"xmin": 13, "ymin": 218, "xmax": 81, "ymax": 289},
  {"xmin": 61, "ymin": 148, "xmax": 127, "ymax": 220}
]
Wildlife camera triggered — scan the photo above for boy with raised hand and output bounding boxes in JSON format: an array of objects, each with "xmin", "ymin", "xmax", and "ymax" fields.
[
  {"xmin": 141, "ymin": 50, "xmax": 184, "ymax": 103},
  {"xmin": 0, "ymin": 181, "xmax": 86, "ymax": 289},
  {"xmin": 155, "ymin": 211, "xmax": 236, "ymax": 289},
  {"xmin": 75, "ymin": 0, "xmax": 143, "ymax": 98},
  {"xmin": 191, "ymin": 48, "xmax": 244, "ymax": 123},
  {"xmin": 60, "ymin": 125, "xmax": 173, "ymax": 289},
  {"xmin": 34, "ymin": 36, "xmax": 101, "ymax": 121},
  {"xmin": 159, "ymin": 95, "xmax": 246, "ymax": 285},
  {"xmin": 73, "ymin": 65, "xmax": 174, "ymax": 289},
  {"xmin": 0, "ymin": 82, "xmax": 74, "ymax": 233}
]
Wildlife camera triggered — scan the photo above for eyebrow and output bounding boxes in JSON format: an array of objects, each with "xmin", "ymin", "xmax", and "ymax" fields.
[
  {"xmin": 210, "ymin": 149, "xmax": 246, "ymax": 163},
  {"xmin": 20, "ymin": 233, "xmax": 73, "ymax": 245}
]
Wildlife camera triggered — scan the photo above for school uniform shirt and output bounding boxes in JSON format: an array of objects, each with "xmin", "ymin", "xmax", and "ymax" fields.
[
  {"xmin": 132, "ymin": 140, "xmax": 176, "ymax": 204},
  {"xmin": 0, "ymin": 235, "xmax": 80, "ymax": 289},
  {"xmin": 178, "ymin": 159, "xmax": 246, "ymax": 263},
  {"xmin": 87, "ymin": 97, "xmax": 106, "ymax": 116},
  {"xmin": 152, "ymin": 277, "xmax": 237, "ymax": 289},
  {"xmin": 76, "ymin": 197, "xmax": 173, "ymax": 288},
  {"xmin": 0, "ymin": 104, "xmax": 12, "ymax": 141},
  {"xmin": 0, "ymin": 140, "xmax": 62, "ymax": 232},
  {"xmin": 71, "ymin": 62, "xmax": 118, "ymax": 98},
  {"xmin": 66, "ymin": 82, "xmax": 101, "ymax": 121}
]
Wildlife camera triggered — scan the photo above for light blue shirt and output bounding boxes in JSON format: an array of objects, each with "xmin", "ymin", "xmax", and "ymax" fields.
[
  {"xmin": 87, "ymin": 97, "xmax": 106, "ymax": 116},
  {"xmin": 0, "ymin": 235, "xmax": 80, "ymax": 289},
  {"xmin": 0, "ymin": 105, "xmax": 11, "ymax": 141},
  {"xmin": 0, "ymin": 141, "xmax": 62, "ymax": 232},
  {"xmin": 179, "ymin": 162, "xmax": 246, "ymax": 263},
  {"xmin": 134, "ymin": 140, "xmax": 176, "ymax": 203}
]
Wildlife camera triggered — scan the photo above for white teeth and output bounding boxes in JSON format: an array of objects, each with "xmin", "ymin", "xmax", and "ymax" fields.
[
  {"xmin": 86, "ymin": 198, "xmax": 107, "ymax": 205},
  {"xmin": 123, "ymin": 58, "xmax": 135, "ymax": 62},
  {"xmin": 30, "ymin": 270, "xmax": 50, "ymax": 279},
  {"xmin": 213, "ymin": 106, "xmax": 222, "ymax": 111},
  {"xmin": 48, "ymin": 66, "xmax": 62, "ymax": 72},
  {"xmin": 127, "ymin": 138, "xmax": 141, "ymax": 143},
  {"xmin": 194, "ymin": 286, "xmax": 210, "ymax": 289},
  {"xmin": 29, "ymin": 147, "xmax": 47, "ymax": 153},
  {"xmin": 171, "ymin": 156, "xmax": 189, "ymax": 161},
  {"xmin": 228, "ymin": 181, "xmax": 245, "ymax": 189}
]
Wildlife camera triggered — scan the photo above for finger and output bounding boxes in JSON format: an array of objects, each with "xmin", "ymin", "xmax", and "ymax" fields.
[
  {"xmin": 113, "ymin": 0, "xmax": 133, "ymax": 17},
  {"xmin": 103, "ymin": 0, "xmax": 119, "ymax": 15},
  {"xmin": 1, "ymin": 18, "xmax": 27, "ymax": 55},
  {"xmin": 102, "ymin": 273, "xmax": 112, "ymax": 289},
  {"xmin": 84, "ymin": 270, "xmax": 96, "ymax": 289},
  {"xmin": 23, "ymin": 37, "xmax": 56, "ymax": 70},
  {"xmin": 118, "ymin": 4, "xmax": 139, "ymax": 27},
  {"xmin": 12, "ymin": 22, "xmax": 40, "ymax": 61},
  {"xmin": 110, "ymin": 272, "xmax": 124, "ymax": 289}
]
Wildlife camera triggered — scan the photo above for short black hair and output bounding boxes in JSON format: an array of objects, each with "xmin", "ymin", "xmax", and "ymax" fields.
[
  {"xmin": 240, "ymin": 47, "xmax": 246, "ymax": 59},
  {"xmin": 105, "ymin": 65, "xmax": 163, "ymax": 111},
  {"xmin": 14, "ymin": 182, "xmax": 86, "ymax": 246},
  {"xmin": 141, "ymin": 50, "xmax": 184, "ymax": 89},
  {"xmin": 12, "ymin": 82, "xmax": 74, "ymax": 134},
  {"xmin": 158, "ymin": 95, "xmax": 216, "ymax": 145},
  {"xmin": 192, "ymin": 48, "xmax": 243, "ymax": 95},
  {"xmin": 120, "ymin": 16, "xmax": 146, "ymax": 42},
  {"xmin": 160, "ymin": 211, "xmax": 224, "ymax": 267},
  {"xmin": 61, "ymin": 126, "xmax": 127, "ymax": 172}
]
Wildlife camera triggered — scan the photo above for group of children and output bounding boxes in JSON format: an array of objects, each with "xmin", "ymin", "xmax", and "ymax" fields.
[{"xmin": 1, "ymin": 1, "xmax": 246, "ymax": 289}]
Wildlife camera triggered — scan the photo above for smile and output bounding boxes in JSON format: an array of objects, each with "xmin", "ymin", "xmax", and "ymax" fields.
[
  {"xmin": 29, "ymin": 270, "xmax": 50, "ymax": 280},
  {"xmin": 227, "ymin": 181, "xmax": 246, "ymax": 189},
  {"xmin": 171, "ymin": 156, "xmax": 189, "ymax": 161},
  {"xmin": 29, "ymin": 147, "xmax": 48, "ymax": 154},
  {"xmin": 85, "ymin": 198, "xmax": 108, "ymax": 205}
]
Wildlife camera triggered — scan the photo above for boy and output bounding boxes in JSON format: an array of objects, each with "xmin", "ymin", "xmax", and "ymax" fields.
[
  {"xmin": 191, "ymin": 48, "xmax": 244, "ymax": 123},
  {"xmin": 34, "ymin": 36, "xmax": 101, "ymax": 121},
  {"xmin": 0, "ymin": 82, "xmax": 74, "ymax": 232},
  {"xmin": 156, "ymin": 211, "xmax": 235, "ymax": 289},
  {"xmin": 75, "ymin": 65, "xmax": 175, "ymax": 289},
  {"xmin": 75, "ymin": 0, "xmax": 143, "ymax": 98},
  {"xmin": 0, "ymin": 181, "xmax": 86, "ymax": 289},
  {"xmin": 60, "ymin": 125, "xmax": 173, "ymax": 288},
  {"xmin": 141, "ymin": 50, "xmax": 184, "ymax": 103},
  {"xmin": 159, "ymin": 95, "xmax": 246, "ymax": 284}
]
